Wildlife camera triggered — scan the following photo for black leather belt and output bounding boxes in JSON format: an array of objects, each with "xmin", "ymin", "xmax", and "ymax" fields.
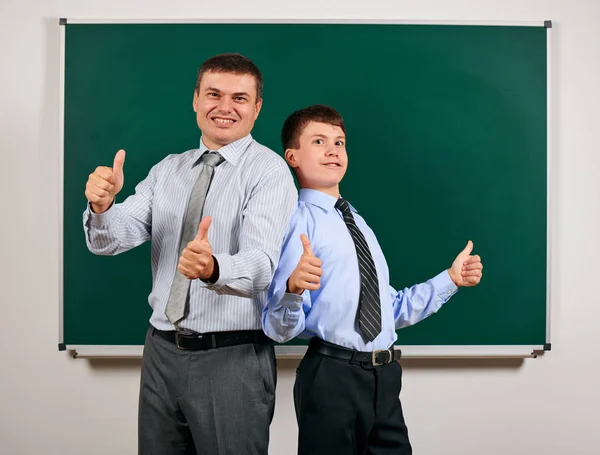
[
  {"xmin": 153, "ymin": 328, "xmax": 269, "ymax": 351},
  {"xmin": 309, "ymin": 337, "xmax": 400, "ymax": 366}
]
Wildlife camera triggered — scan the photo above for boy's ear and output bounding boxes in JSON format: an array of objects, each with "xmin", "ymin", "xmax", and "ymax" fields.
[{"xmin": 285, "ymin": 148, "xmax": 299, "ymax": 168}]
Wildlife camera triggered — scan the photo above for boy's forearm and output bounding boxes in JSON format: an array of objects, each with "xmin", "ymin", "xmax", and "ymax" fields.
[
  {"xmin": 393, "ymin": 270, "xmax": 458, "ymax": 329},
  {"xmin": 263, "ymin": 293, "xmax": 307, "ymax": 342}
]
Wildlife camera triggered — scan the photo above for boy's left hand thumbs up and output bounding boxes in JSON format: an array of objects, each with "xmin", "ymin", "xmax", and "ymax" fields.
[{"xmin": 448, "ymin": 240, "xmax": 483, "ymax": 287}]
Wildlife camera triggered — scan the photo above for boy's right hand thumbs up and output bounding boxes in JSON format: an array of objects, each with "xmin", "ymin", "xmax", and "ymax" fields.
[
  {"xmin": 85, "ymin": 149, "xmax": 126, "ymax": 213},
  {"xmin": 301, "ymin": 233, "xmax": 314, "ymax": 256},
  {"xmin": 287, "ymin": 234, "xmax": 323, "ymax": 295}
]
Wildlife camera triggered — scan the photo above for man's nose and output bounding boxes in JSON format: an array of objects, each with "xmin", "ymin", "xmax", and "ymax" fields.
[{"xmin": 217, "ymin": 97, "xmax": 233, "ymax": 112}]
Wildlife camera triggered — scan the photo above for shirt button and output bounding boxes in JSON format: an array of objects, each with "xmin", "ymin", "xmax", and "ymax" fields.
[{"xmin": 296, "ymin": 297, "xmax": 302, "ymax": 303}]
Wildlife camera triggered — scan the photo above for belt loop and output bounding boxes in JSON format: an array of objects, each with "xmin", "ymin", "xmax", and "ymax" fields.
[
  {"xmin": 394, "ymin": 348, "xmax": 401, "ymax": 361},
  {"xmin": 211, "ymin": 333, "xmax": 217, "ymax": 348}
]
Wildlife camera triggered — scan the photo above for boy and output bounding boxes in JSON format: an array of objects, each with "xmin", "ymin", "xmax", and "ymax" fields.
[{"xmin": 263, "ymin": 105, "xmax": 483, "ymax": 455}]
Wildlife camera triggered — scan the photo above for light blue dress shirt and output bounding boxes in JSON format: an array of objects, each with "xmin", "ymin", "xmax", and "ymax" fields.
[{"xmin": 262, "ymin": 188, "xmax": 458, "ymax": 351}]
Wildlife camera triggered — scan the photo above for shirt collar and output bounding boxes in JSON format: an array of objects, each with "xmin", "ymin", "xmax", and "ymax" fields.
[
  {"xmin": 299, "ymin": 188, "xmax": 358, "ymax": 214},
  {"xmin": 195, "ymin": 134, "xmax": 253, "ymax": 166}
]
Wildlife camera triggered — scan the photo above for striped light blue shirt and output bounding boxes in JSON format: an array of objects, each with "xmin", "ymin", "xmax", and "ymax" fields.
[
  {"xmin": 263, "ymin": 189, "xmax": 458, "ymax": 351},
  {"xmin": 83, "ymin": 134, "xmax": 298, "ymax": 333}
]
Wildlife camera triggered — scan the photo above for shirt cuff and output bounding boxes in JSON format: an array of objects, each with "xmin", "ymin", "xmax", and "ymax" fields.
[
  {"xmin": 86, "ymin": 202, "xmax": 116, "ymax": 227},
  {"xmin": 280, "ymin": 291, "xmax": 306, "ymax": 310},
  {"xmin": 210, "ymin": 253, "xmax": 233, "ymax": 287},
  {"xmin": 431, "ymin": 270, "xmax": 459, "ymax": 301}
]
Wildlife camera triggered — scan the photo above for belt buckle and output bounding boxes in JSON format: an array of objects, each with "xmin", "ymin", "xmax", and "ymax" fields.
[
  {"xmin": 175, "ymin": 330, "xmax": 201, "ymax": 350},
  {"xmin": 372, "ymin": 349, "xmax": 392, "ymax": 366}
]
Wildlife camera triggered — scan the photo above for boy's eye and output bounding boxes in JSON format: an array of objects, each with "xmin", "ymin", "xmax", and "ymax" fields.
[
  {"xmin": 315, "ymin": 139, "xmax": 324, "ymax": 145},
  {"xmin": 335, "ymin": 141, "xmax": 344, "ymax": 146}
]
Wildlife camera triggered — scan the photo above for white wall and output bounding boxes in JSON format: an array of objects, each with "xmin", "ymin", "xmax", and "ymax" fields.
[{"xmin": 1, "ymin": 0, "xmax": 599, "ymax": 454}]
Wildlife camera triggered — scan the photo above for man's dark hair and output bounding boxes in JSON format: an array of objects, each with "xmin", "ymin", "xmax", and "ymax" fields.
[
  {"xmin": 195, "ymin": 53, "xmax": 263, "ymax": 101},
  {"xmin": 281, "ymin": 104, "xmax": 346, "ymax": 151}
]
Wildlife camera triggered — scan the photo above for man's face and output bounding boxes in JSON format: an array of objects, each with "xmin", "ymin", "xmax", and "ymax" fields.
[
  {"xmin": 286, "ymin": 121, "xmax": 348, "ymax": 196},
  {"xmin": 193, "ymin": 71, "xmax": 262, "ymax": 150}
]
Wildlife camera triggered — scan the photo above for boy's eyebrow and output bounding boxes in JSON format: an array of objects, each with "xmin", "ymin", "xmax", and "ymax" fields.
[{"xmin": 310, "ymin": 133, "xmax": 346, "ymax": 140}]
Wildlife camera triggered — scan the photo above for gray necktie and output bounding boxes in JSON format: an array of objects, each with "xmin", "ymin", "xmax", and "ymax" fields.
[{"xmin": 165, "ymin": 152, "xmax": 225, "ymax": 325}]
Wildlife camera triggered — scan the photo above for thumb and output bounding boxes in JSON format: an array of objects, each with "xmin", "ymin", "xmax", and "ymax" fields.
[
  {"xmin": 458, "ymin": 240, "xmax": 473, "ymax": 259},
  {"xmin": 300, "ymin": 234, "xmax": 314, "ymax": 256},
  {"xmin": 195, "ymin": 216, "xmax": 212, "ymax": 241},
  {"xmin": 112, "ymin": 149, "xmax": 126, "ymax": 179}
]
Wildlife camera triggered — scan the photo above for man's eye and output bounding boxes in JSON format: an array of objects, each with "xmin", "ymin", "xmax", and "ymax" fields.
[
  {"xmin": 235, "ymin": 97, "xmax": 247, "ymax": 102},
  {"xmin": 208, "ymin": 92, "xmax": 218, "ymax": 97}
]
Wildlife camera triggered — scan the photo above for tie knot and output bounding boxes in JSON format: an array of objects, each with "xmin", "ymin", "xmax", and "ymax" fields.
[
  {"xmin": 335, "ymin": 197, "xmax": 351, "ymax": 215},
  {"xmin": 202, "ymin": 152, "xmax": 224, "ymax": 168}
]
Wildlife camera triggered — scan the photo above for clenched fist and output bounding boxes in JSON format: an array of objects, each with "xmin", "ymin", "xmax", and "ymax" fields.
[
  {"xmin": 287, "ymin": 234, "xmax": 323, "ymax": 295},
  {"xmin": 85, "ymin": 149, "xmax": 126, "ymax": 213}
]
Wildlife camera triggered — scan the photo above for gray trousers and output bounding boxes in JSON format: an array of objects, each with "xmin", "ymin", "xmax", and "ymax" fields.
[{"xmin": 138, "ymin": 327, "xmax": 276, "ymax": 455}]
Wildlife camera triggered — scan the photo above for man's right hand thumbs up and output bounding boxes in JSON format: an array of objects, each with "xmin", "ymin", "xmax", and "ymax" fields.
[
  {"xmin": 85, "ymin": 149, "xmax": 126, "ymax": 213},
  {"xmin": 287, "ymin": 234, "xmax": 323, "ymax": 295}
]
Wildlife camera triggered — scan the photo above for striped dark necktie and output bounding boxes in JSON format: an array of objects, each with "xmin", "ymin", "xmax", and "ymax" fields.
[{"xmin": 335, "ymin": 198, "xmax": 382, "ymax": 341}]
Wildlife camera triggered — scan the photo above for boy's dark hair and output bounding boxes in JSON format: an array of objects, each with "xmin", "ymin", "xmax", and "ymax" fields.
[
  {"xmin": 281, "ymin": 104, "xmax": 346, "ymax": 151},
  {"xmin": 195, "ymin": 53, "xmax": 263, "ymax": 101}
]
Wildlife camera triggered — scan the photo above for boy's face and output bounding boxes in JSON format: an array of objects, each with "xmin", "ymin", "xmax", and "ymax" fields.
[{"xmin": 286, "ymin": 121, "xmax": 347, "ymax": 197}]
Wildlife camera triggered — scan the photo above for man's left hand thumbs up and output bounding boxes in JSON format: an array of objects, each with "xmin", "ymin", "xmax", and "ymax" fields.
[{"xmin": 178, "ymin": 216, "xmax": 215, "ymax": 280}]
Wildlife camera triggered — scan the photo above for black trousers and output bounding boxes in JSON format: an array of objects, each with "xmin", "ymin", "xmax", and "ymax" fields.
[
  {"xmin": 138, "ymin": 327, "xmax": 276, "ymax": 455},
  {"xmin": 294, "ymin": 341, "xmax": 412, "ymax": 455}
]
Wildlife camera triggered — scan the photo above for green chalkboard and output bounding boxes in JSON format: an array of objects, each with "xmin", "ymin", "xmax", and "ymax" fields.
[{"xmin": 61, "ymin": 21, "xmax": 549, "ymax": 356}]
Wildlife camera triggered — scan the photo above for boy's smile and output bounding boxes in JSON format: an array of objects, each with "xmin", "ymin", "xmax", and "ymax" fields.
[{"xmin": 285, "ymin": 121, "xmax": 348, "ymax": 197}]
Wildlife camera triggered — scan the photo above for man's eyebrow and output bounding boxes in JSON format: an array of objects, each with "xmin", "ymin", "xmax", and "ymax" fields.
[{"xmin": 204, "ymin": 87, "xmax": 250, "ymax": 98}]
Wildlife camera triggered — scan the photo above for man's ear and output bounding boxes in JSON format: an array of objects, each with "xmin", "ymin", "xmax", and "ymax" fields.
[
  {"xmin": 285, "ymin": 148, "xmax": 299, "ymax": 168},
  {"xmin": 192, "ymin": 90, "xmax": 199, "ymax": 113},
  {"xmin": 254, "ymin": 98, "xmax": 263, "ymax": 119}
]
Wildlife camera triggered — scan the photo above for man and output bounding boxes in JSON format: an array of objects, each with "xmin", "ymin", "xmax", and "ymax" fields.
[
  {"xmin": 83, "ymin": 53, "xmax": 297, "ymax": 455},
  {"xmin": 263, "ymin": 104, "xmax": 483, "ymax": 454}
]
